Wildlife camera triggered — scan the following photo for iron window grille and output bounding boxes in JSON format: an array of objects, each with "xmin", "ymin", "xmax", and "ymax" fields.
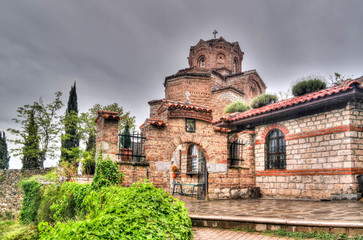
[
  {"xmin": 117, "ymin": 131, "xmax": 146, "ymax": 162},
  {"xmin": 265, "ymin": 129, "xmax": 286, "ymax": 169},
  {"xmin": 187, "ymin": 144, "xmax": 204, "ymax": 175},
  {"xmin": 227, "ymin": 139, "xmax": 244, "ymax": 167}
]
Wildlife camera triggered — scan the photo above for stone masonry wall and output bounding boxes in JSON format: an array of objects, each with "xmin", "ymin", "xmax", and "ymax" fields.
[
  {"xmin": 0, "ymin": 168, "xmax": 53, "ymax": 217},
  {"xmin": 255, "ymin": 101, "xmax": 363, "ymax": 199}
]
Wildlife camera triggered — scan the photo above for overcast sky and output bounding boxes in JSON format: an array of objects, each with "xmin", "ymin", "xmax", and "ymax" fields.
[{"xmin": 1, "ymin": 0, "xmax": 362, "ymax": 168}]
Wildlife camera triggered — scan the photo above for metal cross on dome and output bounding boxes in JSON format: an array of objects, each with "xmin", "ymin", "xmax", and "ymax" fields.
[
  {"xmin": 185, "ymin": 91, "xmax": 190, "ymax": 103},
  {"xmin": 213, "ymin": 30, "xmax": 218, "ymax": 38}
]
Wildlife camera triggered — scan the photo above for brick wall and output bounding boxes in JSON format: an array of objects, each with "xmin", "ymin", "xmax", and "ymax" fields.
[
  {"xmin": 210, "ymin": 89, "xmax": 244, "ymax": 118},
  {"xmin": 254, "ymin": 101, "xmax": 363, "ymax": 199},
  {"xmin": 165, "ymin": 76, "xmax": 212, "ymax": 106}
]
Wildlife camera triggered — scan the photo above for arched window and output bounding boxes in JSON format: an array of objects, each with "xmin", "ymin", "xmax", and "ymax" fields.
[
  {"xmin": 266, "ymin": 129, "xmax": 286, "ymax": 169},
  {"xmin": 198, "ymin": 56, "xmax": 205, "ymax": 68},
  {"xmin": 233, "ymin": 58, "xmax": 238, "ymax": 72},
  {"xmin": 187, "ymin": 144, "xmax": 205, "ymax": 173}
]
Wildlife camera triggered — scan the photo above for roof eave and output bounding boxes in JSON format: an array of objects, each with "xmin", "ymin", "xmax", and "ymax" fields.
[{"xmin": 214, "ymin": 87, "xmax": 363, "ymax": 130}]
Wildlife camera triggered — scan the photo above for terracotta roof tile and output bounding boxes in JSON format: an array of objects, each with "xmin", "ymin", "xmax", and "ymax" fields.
[
  {"xmin": 213, "ymin": 127, "xmax": 231, "ymax": 133},
  {"xmin": 213, "ymin": 80, "xmax": 362, "ymax": 124},
  {"xmin": 165, "ymin": 100, "xmax": 213, "ymax": 113},
  {"xmin": 147, "ymin": 119, "xmax": 168, "ymax": 127},
  {"xmin": 95, "ymin": 110, "xmax": 120, "ymax": 122}
]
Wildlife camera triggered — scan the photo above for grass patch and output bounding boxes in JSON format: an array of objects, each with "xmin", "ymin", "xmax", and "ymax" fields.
[
  {"xmin": 262, "ymin": 229, "xmax": 363, "ymax": 240},
  {"xmin": 0, "ymin": 220, "xmax": 38, "ymax": 240}
]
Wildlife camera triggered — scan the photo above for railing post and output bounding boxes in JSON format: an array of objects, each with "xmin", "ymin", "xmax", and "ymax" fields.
[{"xmin": 95, "ymin": 111, "xmax": 120, "ymax": 162}]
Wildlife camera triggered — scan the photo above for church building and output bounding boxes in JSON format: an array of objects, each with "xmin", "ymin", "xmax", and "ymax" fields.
[{"xmin": 96, "ymin": 36, "xmax": 363, "ymax": 200}]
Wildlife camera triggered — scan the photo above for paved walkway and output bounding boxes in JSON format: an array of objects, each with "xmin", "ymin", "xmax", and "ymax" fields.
[
  {"xmin": 177, "ymin": 196, "xmax": 363, "ymax": 223},
  {"xmin": 193, "ymin": 227, "xmax": 291, "ymax": 240}
]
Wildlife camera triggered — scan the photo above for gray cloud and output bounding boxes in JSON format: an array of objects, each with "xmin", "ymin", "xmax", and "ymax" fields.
[{"xmin": 0, "ymin": 0, "xmax": 362, "ymax": 168}]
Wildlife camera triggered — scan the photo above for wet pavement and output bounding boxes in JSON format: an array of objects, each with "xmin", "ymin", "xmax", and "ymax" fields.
[
  {"xmin": 177, "ymin": 196, "xmax": 363, "ymax": 223},
  {"xmin": 192, "ymin": 227, "xmax": 292, "ymax": 240}
]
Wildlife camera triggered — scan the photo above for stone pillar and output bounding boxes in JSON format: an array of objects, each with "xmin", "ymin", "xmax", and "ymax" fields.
[{"xmin": 95, "ymin": 111, "xmax": 120, "ymax": 162}]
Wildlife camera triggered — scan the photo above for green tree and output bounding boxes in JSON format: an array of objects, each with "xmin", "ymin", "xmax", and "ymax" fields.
[
  {"xmin": 78, "ymin": 103, "xmax": 136, "ymax": 155},
  {"xmin": 0, "ymin": 131, "xmax": 10, "ymax": 169},
  {"xmin": 120, "ymin": 123, "xmax": 131, "ymax": 148},
  {"xmin": 22, "ymin": 109, "xmax": 41, "ymax": 169},
  {"xmin": 61, "ymin": 82, "xmax": 80, "ymax": 164},
  {"xmin": 8, "ymin": 92, "xmax": 63, "ymax": 167}
]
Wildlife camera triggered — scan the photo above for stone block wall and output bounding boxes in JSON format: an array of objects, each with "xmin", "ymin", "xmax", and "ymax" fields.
[
  {"xmin": 0, "ymin": 168, "xmax": 53, "ymax": 216},
  {"xmin": 254, "ymin": 101, "xmax": 363, "ymax": 199}
]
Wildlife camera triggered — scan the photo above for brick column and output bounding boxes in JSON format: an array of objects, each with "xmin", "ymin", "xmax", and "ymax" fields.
[{"xmin": 95, "ymin": 111, "xmax": 120, "ymax": 162}]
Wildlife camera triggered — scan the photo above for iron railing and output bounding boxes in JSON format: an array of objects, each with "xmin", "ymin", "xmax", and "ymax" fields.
[{"xmin": 117, "ymin": 131, "xmax": 146, "ymax": 162}]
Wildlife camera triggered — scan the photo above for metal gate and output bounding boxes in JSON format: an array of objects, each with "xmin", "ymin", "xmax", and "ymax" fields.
[{"xmin": 197, "ymin": 151, "xmax": 208, "ymax": 200}]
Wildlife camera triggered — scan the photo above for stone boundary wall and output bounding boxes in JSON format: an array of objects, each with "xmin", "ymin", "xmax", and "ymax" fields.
[
  {"xmin": 255, "ymin": 101, "xmax": 363, "ymax": 199},
  {"xmin": 0, "ymin": 168, "xmax": 53, "ymax": 216}
]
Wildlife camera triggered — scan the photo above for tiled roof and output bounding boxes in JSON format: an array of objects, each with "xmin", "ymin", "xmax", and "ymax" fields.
[
  {"xmin": 95, "ymin": 110, "xmax": 120, "ymax": 122},
  {"xmin": 166, "ymin": 101, "xmax": 213, "ymax": 113},
  {"xmin": 213, "ymin": 80, "xmax": 362, "ymax": 124},
  {"xmin": 148, "ymin": 119, "xmax": 168, "ymax": 127},
  {"xmin": 213, "ymin": 127, "xmax": 231, "ymax": 133}
]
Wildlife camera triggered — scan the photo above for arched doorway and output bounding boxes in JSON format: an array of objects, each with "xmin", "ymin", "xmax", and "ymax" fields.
[{"xmin": 171, "ymin": 143, "xmax": 208, "ymax": 200}]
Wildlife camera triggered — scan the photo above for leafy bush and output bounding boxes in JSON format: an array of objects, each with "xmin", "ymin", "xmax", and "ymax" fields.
[
  {"xmin": 81, "ymin": 150, "xmax": 95, "ymax": 175},
  {"xmin": 225, "ymin": 101, "xmax": 250, "ymax": 113},
  {"xmin": 39, "ymin": 182, "xmax": 193, "ymax": 240},
  {"xmin": 0, "ymin": 220, "xmax": 38, "ymax": 240},
  {"xmin": 37, "ymin": 182, "xmax": 91, "ymax": 223},
  {"xmin": 250, "ymin": 94, "xmax": 278, "ymax": 109},
  {"xmin": 292, "ymin": 78, "xmax": 327, "ymax": 97},
  {"xmin": 91, "ymin": 154, "xmax": 124, "ymax": 190},
  {"xmin": 19, "ymin": 180, "xmax": 42, "ymax": 224}
]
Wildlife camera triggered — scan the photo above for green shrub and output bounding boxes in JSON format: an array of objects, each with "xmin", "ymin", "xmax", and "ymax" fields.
[
  {"xmin": 37, "ymin": 182, "xmax": 91, "ymax": 223},
  {"xmin": 81, "ymin": 150, "xmax": 95, "ymax": 175},
  {"xmin": 39, "ymin": 182, "xmax": 193, "ymax": 240},
  {"xmin": 225, "ymin": 101, "xmax": 250, "ymax": 113},
  {"xmin": 292, "ymin": 78, "xmax": 327, "ymax": 97},
  {"xmin": 250, "ymin": 94, "xmax": 278, "ymax": 109},
  {"xmin": 91, "ymin": 154, "xmax": 124, "ymax": 190},
  {"xmin": 19, "ymin": 180, "xmax": 42, "ymax": 224}
]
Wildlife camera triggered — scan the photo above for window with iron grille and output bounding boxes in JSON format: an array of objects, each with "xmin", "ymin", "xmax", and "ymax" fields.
[
  {"xmin": 227, "ymin": 139, "xmax": 244, "ymax": 167},
  {"xmin": 118, "ymin": 131, "xmax": 146, "ymax": 162},
  {"xmin": 187, "ymin": 144, "xmax": 204, "ymax": 174},
  {"xmin": 266, "ymin": 129, "xmax": 286, "ymax": 169}
]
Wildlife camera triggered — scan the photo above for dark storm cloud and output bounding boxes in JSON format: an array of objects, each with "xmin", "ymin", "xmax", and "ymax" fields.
[{"xmin": 0, "ymin": 0, "xmax": 362, "ymax": 168}]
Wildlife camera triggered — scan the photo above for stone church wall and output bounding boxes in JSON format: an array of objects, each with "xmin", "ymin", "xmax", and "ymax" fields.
[
  {"xmin": 142, "ymin": 116, "xmax": 258, "ymax": 199},
  {"xmin": 254, "ymin": 101, "xmax": 363, "ymax": 199},
  {"xmin": 165, "ymin": 76, "xmax": 212, "ymax": 106}
]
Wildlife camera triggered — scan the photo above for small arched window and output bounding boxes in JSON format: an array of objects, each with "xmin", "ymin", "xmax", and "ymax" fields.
[
  {"xmin": 187, "ymin": 144, "xmax": 205, "ymax": 173},
  {"xmin": 266, "ymin": 129, "xmax": 286, "ymax": 170},
  {"xmin": 233, "ymin": 58, "xmax": 238, "ymax": 72},
  {"xmin": 198, "ymin": 56, "xmax": 205, "ymax": 68}
]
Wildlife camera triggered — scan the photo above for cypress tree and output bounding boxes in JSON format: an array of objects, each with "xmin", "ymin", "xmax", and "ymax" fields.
[
  {"xmin": 62, "ymin": 82, "xmax": 80, "ymax": 163},
  {"xmin": 0, "ymin": 131, "xmax": 10, "ymax": 169},
  {"xmin": 22, "ymin": 110, "xmax": 41, "ymax": 169}
]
